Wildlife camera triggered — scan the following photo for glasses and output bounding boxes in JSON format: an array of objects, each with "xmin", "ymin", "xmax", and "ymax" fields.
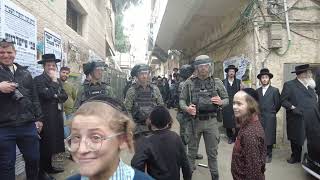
[
  {"xmin": 0, "ymin": 38, "xmax": 14, "ymax": 44},
  {"xmin": 65, "ymin": 132, "xmax": 124, "ymax": 152}
]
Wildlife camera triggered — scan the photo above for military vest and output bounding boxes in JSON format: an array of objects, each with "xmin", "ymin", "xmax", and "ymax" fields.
[
  {"xmin": 191, "ymin": 77, "xmax": 218, "ymax": 115},
  {"xmin": 132, "ymin": 84, "xmax": 157, "ymax": 124},
  {"xmin": 83, "ymin": 82, "xmax": 107, "ymax": 100}
]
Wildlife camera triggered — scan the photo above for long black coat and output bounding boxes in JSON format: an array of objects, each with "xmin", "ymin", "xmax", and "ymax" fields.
[
  {"xmin": 222, "ymin": 79, "xmax": 241, "ymax": 128},
  {"xmin": 257, "ymin": 85, "xmax": 281, "ymax": 145},
  {"xmin": 281, "ymin": 79, "xmax": 320, "ymax": 145},
  {"xmin": 34, "ymin": 73, "xmax": 68, "ymax": 155}
]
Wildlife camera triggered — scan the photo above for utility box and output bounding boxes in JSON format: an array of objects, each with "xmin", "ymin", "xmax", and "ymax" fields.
[{"xmin": 268, "ymin": 24, "xmax": 283, "ymax": 49}]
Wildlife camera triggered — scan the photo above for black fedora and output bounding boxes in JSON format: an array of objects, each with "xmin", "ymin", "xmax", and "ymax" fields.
[
  {"xmin": 291, "ymin": 64, "xmax": 312, "ymax": 74},
  {"xmin": 38, "ymin": 54, "xmax": 61, "ymax": 64},
  {"xmin": 257, "ymin": 68, "xmax": 273, "ymax": 79},
  {"xmin": 225, "ymin": 65, "xmax": 238, "ymax": 73}
]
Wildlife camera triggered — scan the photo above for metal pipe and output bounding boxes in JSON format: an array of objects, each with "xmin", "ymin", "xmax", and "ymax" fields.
[{"xmin": 283, "ymin": 0, "xmax": 292, "ymax": 41}]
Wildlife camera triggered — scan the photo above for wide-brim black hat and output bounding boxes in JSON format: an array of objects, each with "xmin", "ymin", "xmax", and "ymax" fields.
[
  {"xmin": 257, "ymin": 68, "xmax": 273, "ymax": 79},
  {"xmin": 225, "ymin": 65, "xmax": 239, "ymax": 73},
  {"xmin": 38, "ymin": 54, "xmax": 61, "ymax": 64},
  {"xmin": 291, "ymin": 64, "xmax": 312, "ymax": 74}
]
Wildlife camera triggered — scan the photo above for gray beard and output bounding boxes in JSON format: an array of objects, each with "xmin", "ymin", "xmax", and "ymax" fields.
[{"xmin": 303, "ymin": 78, "xmax": 316, "ymax": 89}]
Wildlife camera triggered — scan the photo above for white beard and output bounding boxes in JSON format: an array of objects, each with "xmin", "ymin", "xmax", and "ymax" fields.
[{"xmin": 306, "ymin": 78, "xmax": 316, "ymax": 89}]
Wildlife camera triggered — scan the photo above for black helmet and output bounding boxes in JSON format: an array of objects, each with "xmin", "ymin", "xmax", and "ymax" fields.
[
  {"xmin": 83, "ymin": 62, "xmax": 92, "ymax": 75},
  {"xmin": 179, "ymin": 64, "xmax": 194, "ymax": 79},
  {"xmin": 84, "ymin": 61, "xmax": 107, "ymax": 75},
  {"xmin": 131, "ymin": 64, "xmax": 150, "ymax": 77}
]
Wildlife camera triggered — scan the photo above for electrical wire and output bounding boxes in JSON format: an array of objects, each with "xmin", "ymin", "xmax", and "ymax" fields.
[{"xmin": 188, "ymin": 0, "xmax": 258, "ymax": 58}]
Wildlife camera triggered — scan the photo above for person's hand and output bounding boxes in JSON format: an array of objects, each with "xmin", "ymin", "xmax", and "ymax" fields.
[
  {"xmin": 211, "ymin": 96, "xmax": 222, "ymax": 106},
  {"xmin": 186, "ymin": 104, "xmax": 197, "ymax": 116},
  {"xmin": 0, "ymin": 81, "xmax": 16, "ymax": 93},
  {"xmin": 35, "ymin": 121, "xmax": 43, "ymax": 133},
  {"xmin": 48, "ymin": 70, "xmax": 57, "ymax": 82}
]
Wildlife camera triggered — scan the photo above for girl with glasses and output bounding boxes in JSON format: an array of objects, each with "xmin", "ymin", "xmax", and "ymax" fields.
[{"xmin": 66, "ymin": 97, "xmax": 153, "ymax": 180}]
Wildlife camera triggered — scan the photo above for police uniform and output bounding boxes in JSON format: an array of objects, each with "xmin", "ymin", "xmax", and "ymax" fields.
[
  {"xmin": 74, "ymin": 62, "xmax": 114, "ymax": 110},
  {"xmin": 179, "ymin": 55, "xmax": 228, "ymax": 180},
  {"xmin": 124, "ymin": 64, "xmax": 164, "ymax": 137},
  {"xmin": 176, "ymin": 65, "xmax": 194, "ymax": 147}
]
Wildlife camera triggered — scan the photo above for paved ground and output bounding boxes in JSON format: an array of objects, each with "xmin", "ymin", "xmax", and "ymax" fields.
[{"xmin": 53, "ymin": 109, "xmax": 317, "ymax": 180}]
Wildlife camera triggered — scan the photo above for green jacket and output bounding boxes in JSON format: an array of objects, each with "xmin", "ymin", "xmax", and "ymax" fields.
[{"xmin": 62, "ymin": 81, "xmax": 77, "ymax": 115}]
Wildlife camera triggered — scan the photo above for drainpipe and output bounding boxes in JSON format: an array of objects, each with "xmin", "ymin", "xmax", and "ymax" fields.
[{"xmin": 283, "ymin": 0, "xmax": 292, "ymax": 41}]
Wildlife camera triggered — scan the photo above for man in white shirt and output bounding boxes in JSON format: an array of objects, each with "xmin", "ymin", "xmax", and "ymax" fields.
[{"xmin": 256, "ymin": 68, "xmax": 281, "ymax": 163}]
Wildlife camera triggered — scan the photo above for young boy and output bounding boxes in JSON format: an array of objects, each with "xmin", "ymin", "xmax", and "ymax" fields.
[{"xmin": 131, "ymin": 106, "xmax": 192, "ymax": 180}]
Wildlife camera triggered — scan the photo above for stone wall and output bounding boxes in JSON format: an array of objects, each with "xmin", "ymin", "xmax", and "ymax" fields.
[
  {"xmin": 10, "ymin": 0, "xmax": 115, "ymax": 73},
  {"xmin": 180, "ymin": 0, "xmax": 320, "ymax": 144}
]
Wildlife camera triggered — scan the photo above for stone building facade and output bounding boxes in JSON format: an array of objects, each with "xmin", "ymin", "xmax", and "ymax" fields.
[
  {"xmin": 10, "ymin": 0, "xmax": 115, "ymax": 73},
  {"xmin": 152, "ymin": 0, "xmax": 320, "ymax": 143}
]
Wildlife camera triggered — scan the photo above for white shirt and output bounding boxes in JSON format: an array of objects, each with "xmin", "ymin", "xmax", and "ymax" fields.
[
  {"xmin": 262, "ymin": 84, "xmax": 270, "ymax": 96},
  {"xmin": 228, "ymin": 79, "xmax": 234, "ymax": 86}
]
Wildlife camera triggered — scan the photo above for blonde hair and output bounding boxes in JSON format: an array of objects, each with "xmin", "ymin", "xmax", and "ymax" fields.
[{"xmin": 73, "ymin": 101, "xmax": 135, "ymax": 152}]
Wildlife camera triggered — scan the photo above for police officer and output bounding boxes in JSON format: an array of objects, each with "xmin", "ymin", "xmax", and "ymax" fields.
[
  {"xmin": 179, "ymin": 55, "xmax": 229, "ymax": 180},
  {"xmin": 124, "ymin": 64, "xmax": 164, "ymax": 139},
  {"xmin": 176, "ymin": 65, "xmax": 194, "ymax": 146},
  {"xmin": 74, "ymin": 61, "xmax": 114, "ymax": 109},
  {"xmin": 82, "ymin": 62, "xmax": 92, "ymax": 83}
]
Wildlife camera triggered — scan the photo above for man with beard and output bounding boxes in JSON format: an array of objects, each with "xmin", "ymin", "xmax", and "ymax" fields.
[
  {"xmin": 222, "ymin": 65, "xmax": 241, "ymax": 144},
  {"xmin": 256, "ymin": 68, "xmax": 281, "ymax": 163},
  {"xmin": 34, "ymin": 54, "xmax": 68, "ymax": 179},
  {"xmin": 59, "ymin": 67, "xmax": 77, "ymax": 137},
  {"xmin": 281, "ymin": 64, "xmax": 320, "ymax": 164},
  {"xmin": 180, "ymin": 55, "xmax": 229, "ymax": 180}
]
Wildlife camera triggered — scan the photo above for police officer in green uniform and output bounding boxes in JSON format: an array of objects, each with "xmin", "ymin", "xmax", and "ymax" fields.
[
  {"xmin": 82, "ymin": 62, "xmax": 92, "ymax": 84},
  {"xmin": 124, "ymin": 64, "xmax": 164, "ymax": 139},
  {"xmin": 176, "ymin": 65, "xmax": 194, "ymax": 147},
  {"xmin": 179, "ymin": 55, "xmax": 229, "ymax": 180},
  {"xmin": 74, "ymin": 61, "xmax": 114, "ymax": 110}
]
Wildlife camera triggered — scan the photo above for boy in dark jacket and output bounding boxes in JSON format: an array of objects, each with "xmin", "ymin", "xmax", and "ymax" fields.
[{"xmin": 131, "ymin": 106, "xmax": 192, "ymax": 180}]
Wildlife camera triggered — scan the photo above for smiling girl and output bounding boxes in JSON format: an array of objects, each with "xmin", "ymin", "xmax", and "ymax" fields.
[{"xmin": 67, "ymin": 96, "xmax": 153, "ymax": 180}]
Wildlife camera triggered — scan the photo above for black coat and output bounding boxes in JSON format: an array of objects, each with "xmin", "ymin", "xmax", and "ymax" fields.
[
  {"xmin": 222, "ymin": 79, "xmax": 241, "ymax": 128},
  {"xmin": 281, "ymin": 79, "xmax": 320, "ymax": 145},
  {"xmin": 256, "ymin": 85, "xmax": 281, "ymax": 145},
  {"xmin": 0, "ymin": 63, "xmax": 42, "ymax": 127},
  {"xmin": 131, "ymin": 129, "xmax": 192, "ymax": 180},
  {"xmin": 34, "ymin": 73, "xmax": 68, "ymax": 154}
]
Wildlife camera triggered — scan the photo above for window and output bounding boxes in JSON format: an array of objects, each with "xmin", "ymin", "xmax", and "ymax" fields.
[{"xmin": 66, "ymin": 0, "xmax": 83, "ymax": 35}]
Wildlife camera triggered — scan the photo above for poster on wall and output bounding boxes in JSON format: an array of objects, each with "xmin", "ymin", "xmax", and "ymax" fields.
[
  {"xmin": 0, "ymin": 0, "xmax": 42, "ymax": 77},
  {"xmin": 44, "ymin": 28, "xmax": 62, "ymax": 69},
  {"xmin": 223, "ymin": 55, "xmax": 251, "ymax": 87}
]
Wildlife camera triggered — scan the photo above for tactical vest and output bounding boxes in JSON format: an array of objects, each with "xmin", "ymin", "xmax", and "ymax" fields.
[
  {"xmin": 132, "ymin": 85, "xmax": 157, "ymax": 124},
  {"xmin": 191, "ymin": 78, "xmax": 218, "ymax": 115},
  {"xmin": 83, "ymin": 82, "xmax": 107, "ymax": 100}
]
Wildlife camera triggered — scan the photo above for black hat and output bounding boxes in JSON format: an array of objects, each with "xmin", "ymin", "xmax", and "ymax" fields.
[
  {"xmin": 257, "ymin": 68, "xmax": 273, "ymax": 79},
  {"xmin": 224, "ymin": 65, "xmax": 239, "ymax": 73},
  {"xmin": 291, "ymin": 64, "xmax": 312, "ymax": 75},
  {"xmin": 38, "ymin": 54, "xmax": 61, "ymax": 64},
  {"xmin": 242, "ymin": 88, "xmax": 259, "ymax": 103}
]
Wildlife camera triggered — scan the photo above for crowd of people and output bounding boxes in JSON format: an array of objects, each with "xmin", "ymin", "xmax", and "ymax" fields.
[{"xmin": 1, "ymin": 37, "xmax": 320, "ymax": 180}]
